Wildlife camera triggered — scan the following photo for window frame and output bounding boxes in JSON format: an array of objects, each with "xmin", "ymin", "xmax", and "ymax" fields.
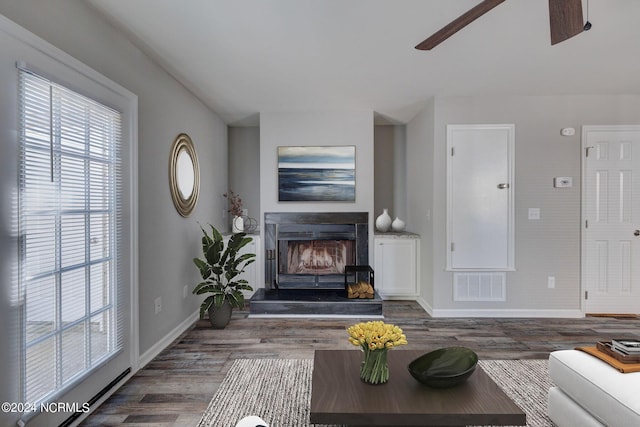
[
  {"xmin": 0, "ymin": 13, "xmax": 139, "ymax": 425},
  {"xmin": 18, "ymin": 68, "xmax": 124, "ymax": 405}
]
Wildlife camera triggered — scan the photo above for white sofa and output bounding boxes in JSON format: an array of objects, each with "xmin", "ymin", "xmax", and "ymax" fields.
[{"xmin": 548, "ymin": 349, "xmax": 640, "ymax": 427}]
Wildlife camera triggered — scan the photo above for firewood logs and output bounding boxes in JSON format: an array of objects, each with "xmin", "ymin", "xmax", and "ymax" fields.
[{"xmin": 347, "ymin": 281, "xmax": 374, "ymax": 299}]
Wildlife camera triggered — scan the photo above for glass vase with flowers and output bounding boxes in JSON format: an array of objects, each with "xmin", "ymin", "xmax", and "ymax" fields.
[
  {"xmin": 347, "ymin": 321, "xmax": 408, "ymax": 384},
  {"xmin": 224, "ymin": 190, "xmax": 244, "ymax": 233}
]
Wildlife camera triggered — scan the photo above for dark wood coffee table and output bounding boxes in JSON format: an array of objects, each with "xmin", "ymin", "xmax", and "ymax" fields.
[{"xmin": 310, "ymin": 350, "xmax": 526, "ymax": 426}]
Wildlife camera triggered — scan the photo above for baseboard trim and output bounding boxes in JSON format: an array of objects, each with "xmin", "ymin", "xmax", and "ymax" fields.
[
  {"xmin": 386, "ymin": 298, "xmax": 582, "ymax": 319},
  {"xmin": 67, "ymin": 371, "xmax": 133, "ymax": 427},
  {"xmin": 248, "ymin": 314, "xmax": 384, "ymax": 319},
  {"xmin": 69, "ymin": 311, "xmax": 199, "ymax": 426},
  {"xmin": 138, "ymin": 310, "xmax": 199, "ymax": 369},
  {"xmin": 430, "ymin": 308, "xmax": 584, "ymax": 318},
  {"xmin": 415, "ymin": 296, "xmax": 434, "ymax": 316}
]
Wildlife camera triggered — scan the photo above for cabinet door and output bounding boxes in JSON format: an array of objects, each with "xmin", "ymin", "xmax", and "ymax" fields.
[
  {"xmin": 375, "ymin": 238, "xmax": 418, "ymax": 298},
  {"xmin": 447, "ymin": 124, "xmax": 515, "ymax": 270}
]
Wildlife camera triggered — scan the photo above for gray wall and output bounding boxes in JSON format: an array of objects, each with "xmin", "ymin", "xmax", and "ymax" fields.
[
  {"xmin": 0, "ymin": 3, "xmax": 228, "ymax": 423},
  {"xmin": 229, "ymin": 126, "xmax": 261, "ymax": 227},
  {"xmin": 406, "ymin": 99, "xmax": 436, "ymax": 306},
  {"xmin": 374, "ymin": 126, "xmax": 395, "ymax": 218},
  {"xmin": 259, "ymin": 111, "xmax": 375, "ymax": 215},
  {"xmin": 374, "ymin": 125, "xmax": 408, "ymax": 223},
  {"xmin": 229, "ymin": 124, "xmax": 408, "ymax": 234},
  {"xmin": 259, "ymin": 111, "xmax": 375, "ymax": 264},
  {"xmin": 408, "ymin": 95, "xmax": 640, "ymax": 315}
]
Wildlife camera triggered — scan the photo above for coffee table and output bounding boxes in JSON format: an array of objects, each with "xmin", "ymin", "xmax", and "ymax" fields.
[{"xmin": 310, "ymin": 350, "xmax": 526, "ymax": 426}]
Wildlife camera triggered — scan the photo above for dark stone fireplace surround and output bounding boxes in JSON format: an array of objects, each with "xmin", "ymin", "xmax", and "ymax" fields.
[
  {"xmin": 250, "ymin": 212, "xmax": 381, "ymax": 316},
  {"xmin": 264, "ymin": 212, "xmax": 369, "ymax": 290}
]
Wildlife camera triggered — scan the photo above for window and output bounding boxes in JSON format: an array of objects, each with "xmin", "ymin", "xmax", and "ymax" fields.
[{"xmin": 18, "ymin": 68, "xmax": 124, "ymax": 405}]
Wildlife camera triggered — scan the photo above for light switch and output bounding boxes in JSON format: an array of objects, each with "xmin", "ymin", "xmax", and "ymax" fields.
[
  {"xmin": 554, "ymin": 177, "xmax": 573, "ymax": 188},
  {"xmin": 528, "ymin": 208, "xmax": 540, "ymax": 220}
]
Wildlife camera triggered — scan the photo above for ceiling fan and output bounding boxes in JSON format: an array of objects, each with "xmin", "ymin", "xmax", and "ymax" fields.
[{"xmin": 415, "ymin": 0, "xmax": 585, "ymax": 50}]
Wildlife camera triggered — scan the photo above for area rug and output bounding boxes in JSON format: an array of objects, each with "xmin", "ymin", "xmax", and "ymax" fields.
[{"xmin": 197, "ymin": 358, "xmax": 554, "ymax": 427}]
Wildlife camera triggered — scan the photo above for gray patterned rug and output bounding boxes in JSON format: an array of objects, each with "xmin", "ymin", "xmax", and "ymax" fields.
[{"xmin": 197, "ymin": 358, "xmax": 553, "ymax": 427}]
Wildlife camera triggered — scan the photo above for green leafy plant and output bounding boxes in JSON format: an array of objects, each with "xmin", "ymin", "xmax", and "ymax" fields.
[{"xmin": 192, "ymin": 224, "xmax": 256, "ymax": 319}]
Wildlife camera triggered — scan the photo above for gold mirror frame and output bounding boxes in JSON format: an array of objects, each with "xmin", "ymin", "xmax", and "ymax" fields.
[{"xmin": 169, "ymin": 133, "xmax": 200, "ymax": 217}]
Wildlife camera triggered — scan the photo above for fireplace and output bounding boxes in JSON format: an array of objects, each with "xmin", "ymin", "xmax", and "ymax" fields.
[
  {"xmin": 264, "ymin": 212, "xmax": 368, "ymax": 290},
  {"xmin": 284, "ymin": 239, "xmax": 354, "ymax": 275}
]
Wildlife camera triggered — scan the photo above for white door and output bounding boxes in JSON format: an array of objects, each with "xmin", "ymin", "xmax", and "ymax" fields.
[
  {"xmin": 583, "ymin": 126, "xmax": 640, "ymax": 314},
  {"xmin": 447, "ymin": 125, "xmax": 515, "ymax": 270}
]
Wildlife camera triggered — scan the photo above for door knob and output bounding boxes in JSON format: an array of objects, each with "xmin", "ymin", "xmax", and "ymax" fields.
[
  {"xmin": 635, "ymin": 230, "xmax": 640, "ymax": 236},
  {"xmin": 497, "ymin": 183, "xmax": 510, "ymax": 189}
]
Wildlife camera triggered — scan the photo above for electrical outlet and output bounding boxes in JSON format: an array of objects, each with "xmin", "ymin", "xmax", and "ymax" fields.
[
  {"xmin": 183, "ymin": 285, "xmax": 189, "ymax": 299},
  {"xmin": 547, "ymin": 276, "xmax": 556, "ymax": 289},
  {"xmin": 528, "ymin": 208, "xmax": 541, "ymax": 220},
  {"xmin": 154, "ymin": 296, "xmax": 162, "ymax": 314}
]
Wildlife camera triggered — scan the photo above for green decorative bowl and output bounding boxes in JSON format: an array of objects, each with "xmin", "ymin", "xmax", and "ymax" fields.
[{"xmin": 408, "ymin": 347, "xmax": 478, "ymax": 388}]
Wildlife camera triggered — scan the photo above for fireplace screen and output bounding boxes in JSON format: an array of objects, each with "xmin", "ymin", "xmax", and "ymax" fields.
[
  {"xmin": 283, "ymin": 240, "xmax": 355, "ymax": 275},
  {"xmin": 265, "ymin": 212, "xmax": 368, "ymax": 290}
]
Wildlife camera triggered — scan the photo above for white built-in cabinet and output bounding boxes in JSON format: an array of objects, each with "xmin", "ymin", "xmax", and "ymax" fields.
[{"xmin": 374, "ymin": 234, "xmax": 420, "ymax": 299}]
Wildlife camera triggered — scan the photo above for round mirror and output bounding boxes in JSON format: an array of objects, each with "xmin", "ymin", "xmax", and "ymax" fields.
[
  {"xmin": 176, "ymin": 149, "xmax": 195, "ymax": 199},
  {"xmin": 169, "ymin": 133, "xmax": 199, "ymax": 217}
]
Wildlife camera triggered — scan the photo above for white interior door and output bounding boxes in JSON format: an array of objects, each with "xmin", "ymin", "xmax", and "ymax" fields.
[
  {"xmin": 583, "ymin": 126, "xmax": 640, "ymax": 314},
  {"xmin": 447, "ymin": 125, "xmax": 515, "ymax": 270}
]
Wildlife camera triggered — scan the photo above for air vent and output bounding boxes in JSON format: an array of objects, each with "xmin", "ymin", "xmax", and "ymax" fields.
[{"xmin": 454, "ymin": 272, "xmax": 506, "ymax": 302}]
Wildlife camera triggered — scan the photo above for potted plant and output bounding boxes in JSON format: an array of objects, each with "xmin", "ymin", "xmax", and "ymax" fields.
[{"xmin": 192, "ymin": 224, "xmax": 256, "ymax": 328}]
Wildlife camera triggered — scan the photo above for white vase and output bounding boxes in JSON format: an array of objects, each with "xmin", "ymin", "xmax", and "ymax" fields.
[
  {"xmin": 232, "ymin": 215, "xmax": 244, "ymax": 233},
  {"xmin": 375, "ymin": 209, "xmax": 392, "ymax": 232},
  {"xmin": 391, "ymin": 217, "xmax": 406, "ymax": 232}
]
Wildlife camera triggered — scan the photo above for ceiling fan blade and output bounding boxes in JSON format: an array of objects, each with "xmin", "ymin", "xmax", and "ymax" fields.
[
  {"xmin": 415, "ymin": 0, "xmax": 507, "ymax": 50},
  {"xmin": 549, "ymin": 0, "xmax": 584, "ymax": 45}
]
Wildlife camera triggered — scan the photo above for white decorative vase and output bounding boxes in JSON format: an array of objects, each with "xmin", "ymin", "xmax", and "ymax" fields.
[
  {"xmin": 391, "ymin": 217, "xmax": 406, "ymax": 232},
  {"xmin": 232, "ymin": 215, "xmax": 244, "ymax": 234},
  {"xmin": 375, "ymin": 209, "xmax": 392, "ymax": 232}
]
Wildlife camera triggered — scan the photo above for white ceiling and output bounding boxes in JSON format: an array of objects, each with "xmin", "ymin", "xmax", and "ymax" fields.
[{"xmin": 86, "ymin": 0, "xmax": 640, "ymax": 126}]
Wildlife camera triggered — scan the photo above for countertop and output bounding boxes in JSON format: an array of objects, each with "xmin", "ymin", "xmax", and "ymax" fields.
[{"xmin": 374, "ymin": 231, "xmax": 420, "ymax": 238}]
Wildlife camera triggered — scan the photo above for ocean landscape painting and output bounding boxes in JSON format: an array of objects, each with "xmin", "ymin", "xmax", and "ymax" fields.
[{"xmin": 278, "ymin": 146, "xmax": 355, "ymax": 201}]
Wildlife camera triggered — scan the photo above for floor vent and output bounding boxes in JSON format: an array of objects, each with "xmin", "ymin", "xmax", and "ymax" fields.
[{"xmin": 454, "ymin": 272, "xmax": 506, "ymax": 302}]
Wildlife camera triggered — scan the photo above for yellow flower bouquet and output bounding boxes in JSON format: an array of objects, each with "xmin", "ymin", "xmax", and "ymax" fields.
[{"xmin": 347, "ymin": 321, "xmax": 408, "ymax": 384}]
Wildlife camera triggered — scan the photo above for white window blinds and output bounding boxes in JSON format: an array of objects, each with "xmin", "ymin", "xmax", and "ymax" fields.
[{"xmin": 18, "ymin": 68, "xmax": 124, "ymax": 406}]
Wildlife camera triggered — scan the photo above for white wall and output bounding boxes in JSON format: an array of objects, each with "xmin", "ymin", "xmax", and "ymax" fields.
[
  {"xmin": 0, "ymin": 2, "xmax": 227, "ymax": 424},
  {"xmin": 408, "ymin": 95, "xmax": 640, "ymax": 316},
  {"xmin": 259, "ymin": 111, "xmax": 375, "ymax": 262}
]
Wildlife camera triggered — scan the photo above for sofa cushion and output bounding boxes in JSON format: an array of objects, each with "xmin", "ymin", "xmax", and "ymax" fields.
[
  {"xmin": 548, "ymin": 386, "xmax": 605, "ymax": 427},
  {"xmin": 549, "ymin": 349, "xmax": 640, "ymax": 427}
]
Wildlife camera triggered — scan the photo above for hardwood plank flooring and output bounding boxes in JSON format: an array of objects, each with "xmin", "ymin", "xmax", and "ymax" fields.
[{"xmin": 80, "ymin": 301, "xmax": 640, "ymax": 426}]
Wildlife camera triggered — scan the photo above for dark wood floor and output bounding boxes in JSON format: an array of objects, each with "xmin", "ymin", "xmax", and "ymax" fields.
[{"xmin": 80, "ymin": 301, "xmax": 640, "ymax": 426}]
